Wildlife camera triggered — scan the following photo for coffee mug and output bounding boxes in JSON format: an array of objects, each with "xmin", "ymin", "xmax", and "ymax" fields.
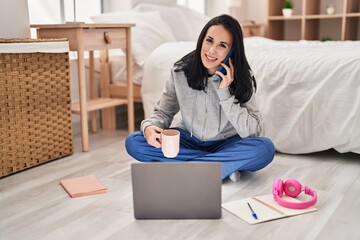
[{"xmin": 161, "ymin": 129, "xmax": 180, "ymax": 158}]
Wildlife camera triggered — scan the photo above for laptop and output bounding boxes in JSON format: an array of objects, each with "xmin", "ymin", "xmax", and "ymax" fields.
[{"xmin": 131, "ymin": 162, "xmax": 222, "ymax": 219}]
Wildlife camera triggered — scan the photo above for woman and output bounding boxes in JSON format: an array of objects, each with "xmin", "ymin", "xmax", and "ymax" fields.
[{"xmin": 125, "ymin": 14, "xmax": 275, "ymax": 182}]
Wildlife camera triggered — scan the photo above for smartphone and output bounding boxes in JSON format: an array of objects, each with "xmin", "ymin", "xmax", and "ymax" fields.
[{"xmin": 217, "ymin": 47, "xmax": 235, "ymax": 75}]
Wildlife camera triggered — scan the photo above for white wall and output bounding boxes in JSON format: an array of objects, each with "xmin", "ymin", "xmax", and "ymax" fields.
[
  {"xmin": 102, "ymin": 0, "xmax": 131, "ymax": 12},
  {"xmin": 206, "ymin": 0, "xmax": 267, "ymax": 24},
  {"xmin": 0, "ymin": 0, "xmax": 31, "ymax": 38},
  {"xmin": 247, "ymin": 0, "xmax": 267, "ymax": 23},
  {"xmin": 101, "ymin": 0, "xmax": 268, "ymax": 24}
]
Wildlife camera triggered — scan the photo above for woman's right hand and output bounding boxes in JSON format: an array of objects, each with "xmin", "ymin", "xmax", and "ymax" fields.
[{"xmin": 144, "ymin": 125, "xmax": 163, "ymax": 148}]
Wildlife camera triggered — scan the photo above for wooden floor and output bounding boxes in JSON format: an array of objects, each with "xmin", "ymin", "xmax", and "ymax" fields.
[{"xmin": 1, "ymin": 130, "xmax": 359, "ymax": 240}]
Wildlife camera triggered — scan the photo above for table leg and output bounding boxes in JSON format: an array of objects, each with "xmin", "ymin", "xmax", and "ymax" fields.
[
  {"xmin": 99, "ymin": 50, "xmax": 116, "ymax": 130},
  {"xmin": 126, "ymin": 28, "xmax": 135, "ymax": 133},
  {"xmin": 77, "ymin": 36, "xmax": 89, "ymax": 152},
  {"xmin": 89, "ymin": 50, "xmax": 97, "ymax": 133}
]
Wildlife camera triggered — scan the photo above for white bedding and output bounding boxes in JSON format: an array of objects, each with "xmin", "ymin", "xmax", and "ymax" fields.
[{"xmin": 141, "ymin": 37, "xmax": 360, "ymax": 154}]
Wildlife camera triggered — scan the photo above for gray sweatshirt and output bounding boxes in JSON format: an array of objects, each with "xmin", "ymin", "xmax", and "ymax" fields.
[{"xmin": 141, "ymin": 68, "xmax": 262, "ymax": 141}]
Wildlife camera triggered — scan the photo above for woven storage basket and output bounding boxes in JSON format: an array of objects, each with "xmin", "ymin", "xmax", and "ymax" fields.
[{"xmin": 0, "ymin": 38, "xmax": 73, "ymax": 178}]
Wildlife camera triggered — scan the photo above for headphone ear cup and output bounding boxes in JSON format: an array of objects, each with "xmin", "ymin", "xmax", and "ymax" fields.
[
  {"xmin": 273, "ymin": 178, "xmax": 284, "ymax": 198},
  {"xmin": 283, "ymin": 179, "xmax": 302, "ymax": 198}
]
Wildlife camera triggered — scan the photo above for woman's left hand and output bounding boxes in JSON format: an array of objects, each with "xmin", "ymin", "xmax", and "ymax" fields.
[{"xmin": 216, "ymin": 58, "xmax": 234, "ymax": 89}]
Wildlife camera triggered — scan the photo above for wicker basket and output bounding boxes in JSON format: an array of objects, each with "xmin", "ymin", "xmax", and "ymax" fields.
[{"xmin": 0, "ymin": 38, "xmax": 73, "ymax": 178}]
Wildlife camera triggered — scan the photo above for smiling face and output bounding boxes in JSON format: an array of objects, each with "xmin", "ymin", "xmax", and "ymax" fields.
[{"xmin": 201, "ymin": 24, "xmax": 234, "ymax": 75}]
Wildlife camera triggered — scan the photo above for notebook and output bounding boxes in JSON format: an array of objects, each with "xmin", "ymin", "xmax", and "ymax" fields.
[
  {"xmin": 60, "ymin": 175, "xmax": 107, "ymax": 198},
  {"xmin": 131, "ymin": 162, "xmax": 222, "ymax": 219},
  {"xmin": 222, "ymin": 194, "xmax": 317, "ymax": 224}
]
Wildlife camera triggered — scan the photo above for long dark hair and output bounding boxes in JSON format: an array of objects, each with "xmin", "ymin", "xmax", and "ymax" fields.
[{"xmin": 174, "ymin": 14, "xmax": 256, "ymax": 104}]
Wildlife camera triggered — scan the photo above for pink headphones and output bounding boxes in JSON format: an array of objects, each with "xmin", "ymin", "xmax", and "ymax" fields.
[{"xmin": 272, "ymin": 178, "xmax": 317, "ymax": 209}]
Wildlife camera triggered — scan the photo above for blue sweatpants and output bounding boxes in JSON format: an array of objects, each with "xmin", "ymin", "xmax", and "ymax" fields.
[{"xmin": 125, "ymin": 128, "xmax": 275, "ymax": 180}]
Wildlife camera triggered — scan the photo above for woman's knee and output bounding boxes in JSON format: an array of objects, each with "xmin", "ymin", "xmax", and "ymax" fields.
[
  {"xmin": 125, "ymin": 131, "xmax": 144, "ymax": 155},
  {"xmin": 258, "ymin": 137, "xmax": 275, "ymax": 163},
  {"xmin": 125, "ymin": 131, "xmax": 161, "ymax": 162}
]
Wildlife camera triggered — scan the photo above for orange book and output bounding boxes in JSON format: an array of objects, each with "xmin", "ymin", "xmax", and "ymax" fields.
[{"xmin": 60, "ymin": 175, "xmax": 108, "ymax": 198}]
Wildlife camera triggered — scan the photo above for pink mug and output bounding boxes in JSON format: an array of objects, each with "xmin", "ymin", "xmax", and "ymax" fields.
[{"xmin": 161, "ymin": 129, "xmax": 180, "ymax": 158}]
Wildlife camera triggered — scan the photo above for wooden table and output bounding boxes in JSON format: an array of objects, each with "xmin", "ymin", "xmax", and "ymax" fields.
[{"xmin": 31, "ymin": 23, "xmax": 135, "ymax": 152}]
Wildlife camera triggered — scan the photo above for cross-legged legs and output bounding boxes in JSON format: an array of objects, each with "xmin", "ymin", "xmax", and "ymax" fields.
[{"xmin": 125, "ymin": 128, "xmax": 275, "ymax": 180}]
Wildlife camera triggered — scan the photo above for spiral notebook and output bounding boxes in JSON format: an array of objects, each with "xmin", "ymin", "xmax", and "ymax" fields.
[{"xmin": 222, "ymin": 194, "xmax": 317, "ymax": 224}]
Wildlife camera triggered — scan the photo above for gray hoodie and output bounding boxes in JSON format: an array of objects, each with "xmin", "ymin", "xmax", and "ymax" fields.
[{"xmin": 141, "ymin": 68, "xmax": 262, "ymax": 141}]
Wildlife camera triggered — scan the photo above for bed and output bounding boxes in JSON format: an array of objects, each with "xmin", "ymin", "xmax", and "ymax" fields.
[{"xmin": 91, "ymin": 2, "xmax": 360, "ymax": 154}]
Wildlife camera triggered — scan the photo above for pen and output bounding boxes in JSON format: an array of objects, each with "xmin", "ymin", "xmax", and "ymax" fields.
[{"xmin": 247, "ymin": 202, "xmax": 258, "ymax": 220}]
